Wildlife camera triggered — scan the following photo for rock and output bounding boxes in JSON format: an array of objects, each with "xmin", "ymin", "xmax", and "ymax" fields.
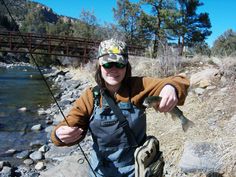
[
  {"xmin": 44, "ymin": 125, "xmax": 53, "ymax": 134},
  {"xmin": 199, "ymin": 79, "xmax": 211, "ymax": 88},
  {"xmin": 59, "ymin": 99, "xmax": 71, "ymax": 107},
  {"xmin": 190, "ymin": 68, "xmax": 220, "ymax": 87},
  {"xmin": 194, "ymin": 87, "xmax": 205, "ymax": 95},
  {"xmin": 16, "ymin": 150, "xmax": 30, "ymax": 159},
  {"xmin": 45, "ymin": 119, "xmax": 53, "ymax": 125},
  {"xmin": 14, "ymin": 165, "xmax": 35, "ymax": 177},
  {"xmin": 206, "ymin": 85, "xmax": 216, "ymax": 90},
  {"xmin": 2, "ymin": 149, "xmax": 16, "ymax": 157},
  {"xmin": 44, "ymin": 143, "xmax": 78, "ymax": 160},
  {"xmin": 60, "ymin": 92, "xmax": 72, "ymax": 100},
  {"xmin": 58, "ymin": 57, "xmax": 81, "ymax": 67},
  {"xmin": 23, "ymin": 159, "xmax": 34, "ymax": 166},
  {"xmin": 38, "ymin": 108, "xmax": 47, "ymax": 115},
  {"xmin": 29, "ymin": 151, "xmax": 43, "ymax": 161},
  {"xmin": 18, "ymin": 107, "xmax": 27, "ymax": 112},
  {"xmin": 44, "ymin": 109, "xmax": 52, "ymax": 115},
  {"xmin": 38, "ymin": 145, "xmax": 50, "ymax": 153},
  {"xmin": 0, "ymin": 161, "xmax": 11, "ymax": 168},
  {"xmin": 35, "ymin": 162, "xmax": 45, "ymax": 171},
  {"xmin": 52, "ymin": 107, "xmax": 71, "ymax": 124},
  {"xmin": 0, "ymin": 161, "xmax": 3, "ymax": 170},
  {"xmin": 31, "ymin": 124, "xmax": 42, "ymax": 131},
  {"xmin": 220, "ymin": 76, "xmax": 227, "ymax": 85},
  {"xmin": 179, "ymin": 141, "xmax": 224, "ymax": 173},
  {"xmin": 54, "ymin": 75, "xmax": 65, "ymax": 83},
  {"xmin": 0, "ymin": 166, "xmax": 12, "ymax": 177},
  {"xmin": 40, "ymin": 153, "xmax": 88, "ymax": 177}
]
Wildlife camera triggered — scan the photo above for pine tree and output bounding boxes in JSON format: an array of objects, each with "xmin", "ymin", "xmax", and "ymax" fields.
[{"xmin": 174, "ymin": 0, "xmax": 212, "ymax": 55}]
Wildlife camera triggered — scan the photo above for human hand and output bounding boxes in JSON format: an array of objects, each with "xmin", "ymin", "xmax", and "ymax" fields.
[
  {"xmin": 56, "ymin": 126, "xmax": 84, "ymax": 144},
  {"xmin": 158, "ymin": 84, "xmax": 178, "ymax": 112}
]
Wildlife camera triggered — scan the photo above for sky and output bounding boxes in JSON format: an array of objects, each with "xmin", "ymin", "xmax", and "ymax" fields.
[{"xmin": 32, "ymin": 0, "xmax": 236, "ymax": 47}]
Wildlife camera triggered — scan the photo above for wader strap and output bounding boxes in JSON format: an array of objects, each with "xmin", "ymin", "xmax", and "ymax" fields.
[{"xmin": 101, "ymin": 89, "xmax": 138, "ymax": 147}]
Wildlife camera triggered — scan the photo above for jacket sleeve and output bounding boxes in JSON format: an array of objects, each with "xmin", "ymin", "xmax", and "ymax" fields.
[
  {"xmin": 130, "ymin": 75, "xmax": 190, "ymax": 106},
  {"xmin": 51, "ymin": 87, "xmax": 94, "ymax": 146}
]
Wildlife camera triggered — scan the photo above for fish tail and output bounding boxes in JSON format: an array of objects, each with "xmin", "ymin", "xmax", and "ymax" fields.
[{"xmin": 181, "ymin": 117, "xmax": 195, "ymax": 132}]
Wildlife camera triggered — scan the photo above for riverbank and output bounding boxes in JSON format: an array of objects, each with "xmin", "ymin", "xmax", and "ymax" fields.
[
  {"xmin": 0, "ymin": 63, "xmax": 95, "ymax": 176},
  {"xmin": 0, "ymin": 62, "xmax": 57, "ymax": 176}
]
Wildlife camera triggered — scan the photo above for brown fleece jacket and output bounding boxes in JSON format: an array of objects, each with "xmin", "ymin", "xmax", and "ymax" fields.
[{"xmin": 51, "ymin": 75, "xmax": 190, "ymax": 146}]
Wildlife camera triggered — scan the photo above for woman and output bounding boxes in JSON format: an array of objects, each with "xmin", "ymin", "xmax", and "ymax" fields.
[{"xmin": 51, "ymin": 38, "xmax": 190, "ymax": 177}]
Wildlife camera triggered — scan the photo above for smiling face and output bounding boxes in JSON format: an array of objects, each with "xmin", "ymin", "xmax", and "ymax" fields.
[
  {"xmin": 101, "ymin": 64, "xmax": 126, "ymax": 91},
  {"xmin": 97, "ymin": 38, "xmax": 129, "ymax": 93}
]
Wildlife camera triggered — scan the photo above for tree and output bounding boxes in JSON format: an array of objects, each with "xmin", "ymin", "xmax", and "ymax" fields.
[
  {"xmin": 212, "ymin": 29, "xmax": 236, "ymax": 56},
  {"xmin": 20, "ymin": 5, "xmax": 48, "ymax": 33},
  {"xmin": 47, "ymin": 18, "xmax": 73, "ymax": 36},
  {"xmin": 74, "ymin": 9, "xmax": 98, "ymax": 39},
  {"xmin": 140, "ymin": 0, "xmax": 178, "ymax": 57},
  {"xmin": 192, "ymin": 42, "xmax": 211, "ymax": 56},
  {"xmin": 113, "ymin": 0, "xmax": 143, "ymax": 45},
  {"xmin": 96, "ymin": 22, "xmax": 123, "ymax": 40},
  {"xmin": 174, "ymin": 0, "xmax": 212, "ymax": 55},
  {"xmin": 0, "ymin": 14, "xmax": 19, "ymax": 31}
]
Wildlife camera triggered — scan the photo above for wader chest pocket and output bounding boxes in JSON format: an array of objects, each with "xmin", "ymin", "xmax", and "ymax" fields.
[{"xmin": 98, "ymin": 126, "xmax": 128, "ymax": 148}]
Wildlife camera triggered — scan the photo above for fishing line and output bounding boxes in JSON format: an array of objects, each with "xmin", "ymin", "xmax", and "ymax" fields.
[{"xmin": 1, "ymin": 0, "xmax": 97, "ymax": 176}]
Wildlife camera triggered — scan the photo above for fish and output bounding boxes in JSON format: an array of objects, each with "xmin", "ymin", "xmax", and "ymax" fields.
[{"xmin": 143, "ymin": 96, "xmax": 194, "ymax": 132}]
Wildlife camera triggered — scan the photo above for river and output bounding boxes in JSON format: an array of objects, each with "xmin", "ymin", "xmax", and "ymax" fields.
[{"xmin": 0, "ymin": 64, "xmax": 55, "ymax": 164}]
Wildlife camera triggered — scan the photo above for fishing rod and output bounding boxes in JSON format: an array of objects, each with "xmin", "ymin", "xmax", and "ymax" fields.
[{"xmin": 0, "ymin": 0, "xmax": 97, "ymax": 176}]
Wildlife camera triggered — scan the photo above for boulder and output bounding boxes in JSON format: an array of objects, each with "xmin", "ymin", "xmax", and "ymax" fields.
[
  {"xmin": 39, "ymin": 153, "xmax": 88, "ymax": 177},
  {"xmin": 179, "ymin": 141, "xmax": 222, "ymax": 173},
  {"xmin": 190, "ymin": 68, "xmax": 220, "ymax": 87}
]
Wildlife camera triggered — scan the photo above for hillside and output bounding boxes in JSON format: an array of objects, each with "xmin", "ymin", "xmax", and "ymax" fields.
[
  {"xmin": 146, "ymin": 69, "xmax": 236, "ymax": 176},
  {"xmin": 0, "ymin": 0, "xmax": 78, "ymax": 32},
  {"xmin": 129, "ymin": 56, "xmax": 236, "ymax": 176}
]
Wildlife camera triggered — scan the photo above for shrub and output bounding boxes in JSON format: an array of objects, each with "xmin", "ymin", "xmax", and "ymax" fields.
[{"xmin": 212, "ymin": 29, "xmax": 236, "ymax": 57}]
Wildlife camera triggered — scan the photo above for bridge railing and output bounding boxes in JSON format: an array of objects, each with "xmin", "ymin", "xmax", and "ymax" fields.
[{"xmin": 0, "ymin": 31, "xmax": 146, "ymax": 62}]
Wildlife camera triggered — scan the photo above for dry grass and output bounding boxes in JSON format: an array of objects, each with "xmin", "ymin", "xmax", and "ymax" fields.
[
  {"xmin": 220, "ymin": 57, "xmax": 236, "ymax": 80},
  {"xmin": 129, "ymin": 55, "xmax": 184, "ymax": 77},
  {"xmin": 62, "ymin": 55, "xmax": 236, "ymax": 86},
  {"xmin": 66, "ymin": 61, "xmax": 97, "ymax": 85}
]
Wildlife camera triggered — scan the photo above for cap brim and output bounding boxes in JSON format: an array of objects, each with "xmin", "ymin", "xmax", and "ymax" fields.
[{"xmin": 99, "ymin": 54, "xmax": 128, "ymax": 65}]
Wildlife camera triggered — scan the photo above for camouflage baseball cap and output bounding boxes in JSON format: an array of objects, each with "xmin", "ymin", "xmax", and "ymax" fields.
[{"xmin": 98, "ymin": 38, "xmax": 128, "ymax": 65}]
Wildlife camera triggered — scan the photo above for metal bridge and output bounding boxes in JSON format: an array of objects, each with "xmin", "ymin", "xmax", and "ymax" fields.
[{"xmin": 0, "ymin": 31, "xmax": 145, "ymax": 62}]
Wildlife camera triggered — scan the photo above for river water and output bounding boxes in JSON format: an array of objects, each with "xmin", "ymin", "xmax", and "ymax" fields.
[{"xmin": 0, "ymin": 64, "xmax": 55, "ymax": 164}]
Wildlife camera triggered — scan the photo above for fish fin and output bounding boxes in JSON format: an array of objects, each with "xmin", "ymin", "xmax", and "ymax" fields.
[
  {"xmin": 182, "ymin": 119, "xmax": 195, "ymax": 132},
  {"xmin": 169, "ymin": 113, "xmax": 178, "ymax": 120},
  {"xmin": 154, "ymin": 109, "xmax": 159, "ymax": 113},
  {"xmin": 153, "ymin": 107, "xmax": 159, "ymax": 113},
  {"xmin": 163, "ymin": 112, "xmax": 169, "ymax": 118}
]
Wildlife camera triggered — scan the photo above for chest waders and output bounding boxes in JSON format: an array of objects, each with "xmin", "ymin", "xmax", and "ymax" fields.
[{"xmin": 90, "ymin": 86, "xmax": 164, "ymax": 177}]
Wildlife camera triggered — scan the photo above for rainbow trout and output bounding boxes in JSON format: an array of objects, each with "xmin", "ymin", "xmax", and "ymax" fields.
[{"xmin": 143, "ymin": 96, "xmax": 194, "ymax": 132}]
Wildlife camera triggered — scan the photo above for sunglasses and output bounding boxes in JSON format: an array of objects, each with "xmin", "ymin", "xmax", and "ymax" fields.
[{"xmin": 102, "ymin": 62, "xmax": 126, "ymax": 69}]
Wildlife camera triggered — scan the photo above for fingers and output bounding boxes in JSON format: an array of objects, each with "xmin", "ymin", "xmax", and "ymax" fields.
[
  {"xmin": 158, "ymin": 84, "xmax": 178, "ymax": 112},
  {"xmin": 56, "ymin": 126, "xmax": 84, "ymax": 144},
  {"xmin": 158, "ymin": 96, "xmax": 178, "ymax": 112},
  {"xmin": 59, "ymin": 133, "xmax": 83, "ymax": 144}
]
